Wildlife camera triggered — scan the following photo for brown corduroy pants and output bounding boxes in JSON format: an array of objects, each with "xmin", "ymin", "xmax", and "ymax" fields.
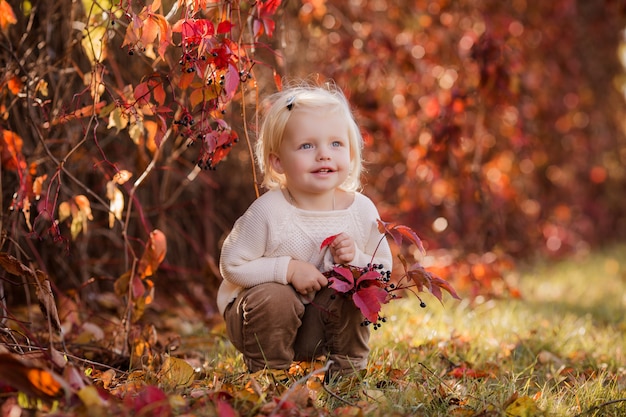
[{"xmin": 223, "ymin": 282, "xmax": 370, "ymax": 375}]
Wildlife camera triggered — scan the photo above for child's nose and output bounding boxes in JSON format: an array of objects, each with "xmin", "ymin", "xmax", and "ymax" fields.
[{"xmin": 317, "ymin": 148, "xmax": 331, "ymax": 160}]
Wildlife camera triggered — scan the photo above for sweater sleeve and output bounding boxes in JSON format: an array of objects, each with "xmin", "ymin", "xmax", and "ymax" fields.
[{"xmin": 219, "ymin": 194, "xmax": 291, "ymax": 288}]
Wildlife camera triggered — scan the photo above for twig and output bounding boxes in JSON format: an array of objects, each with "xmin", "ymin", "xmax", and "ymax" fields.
[
  {"xmin": 321, "ymin": 384, "xmax": 357, "ymax": 407},
  {"xmin": 574, "ymin": 398, "xmax": 626, "ymax": 417},
  {"xmin": 240, "ymin": 67, "xmax": 260, "ymax": 199},
  {"xmin": 419, "ymin": 362, "xmax": 457, "ymax": 395}
]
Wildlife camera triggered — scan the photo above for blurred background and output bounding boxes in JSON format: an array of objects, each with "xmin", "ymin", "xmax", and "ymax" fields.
[{"xmin": 1, "ymin": 0, "xmax": 626, "ymax": 323}]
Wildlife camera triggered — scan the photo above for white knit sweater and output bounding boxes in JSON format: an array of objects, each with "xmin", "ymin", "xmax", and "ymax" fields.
[{"xmin": 217, "ymin": 188, "xmax": 393, "ymax": 315}]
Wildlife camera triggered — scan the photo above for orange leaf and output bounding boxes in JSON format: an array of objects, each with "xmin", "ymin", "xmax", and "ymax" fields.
[
  {"xmin": 154, "ymin": 14, "xmax": 172, "ymax": 59},
  {"xmin": 144, "ymin": 120, "xmax": 158, "ymax": 153},
  {"xmin": 137, "ymin": 229, "xmax": 167, "ymax": 278},
  {"xmin": 273, "ymin": 69, "xmax": 283, "ymax": 91},
  {"xmin": 152, "ymin": 81, "xmax": 166, "ymax": 106},
  {"xmin": 46, "ymin": 101, "xmax": 106, "ymax": 126},
  {"xmin": 0, "ymin": 353, "xmax": 65, "ymax": 400},
  {"xmin": 140, "ymin": 15, "xmax": 160, "ymax": 47},
  {"xmin": 7, "ymin": 75, "xmax": 22, "ymax": 95},
  {"xmin": 0, "ymin": 0, "xmax": 17, "ymax": 31},
  {"xmin": 1, "ymin": 129, "xmax": 24, "ymax": 170}
]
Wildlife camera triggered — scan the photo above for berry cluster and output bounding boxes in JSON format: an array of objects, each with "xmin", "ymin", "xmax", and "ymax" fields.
[
  {"xmin": 175, "ymin": 112, "xmax": 239, "ymax": 170},
  {"xmin": 326, "ymin": 262, "xmax": 428, "ymax": 330}
]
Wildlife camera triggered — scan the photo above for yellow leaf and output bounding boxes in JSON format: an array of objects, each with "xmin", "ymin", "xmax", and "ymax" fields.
[
  {"xmin": 81, "ymin": 25, "xmax": 107, "ymax": 65},
  {"xmin": 22, "ymin": 197, "xmax": 32, "ymax": 231},
  {"xmin": 77, "ymin": 385, "xmax": 104, "ymax": 407},
  {"xmin": 107, "ymin": 107, "xmax": 129, "ymax": 132},
  {"xmin": 113, "ymin": 170, "xmax": 133, "ymax": 185},
  {"xmin": 107, "ymin": 182, "xmax": 124, "ymax": 228},
  {"xmin": 35, "ymin": 79, "xmax": 48, "ymax": 97},
  {"xmin": 505, "ymin": 395, "xmax": 543, "ymax": 417},
  {"xmin": 129, "ymin": 122, "xmax": 143, "ymax": 145},
  {"xmin": 32, "ymin": 174, "xmax": 47, "ymax": 200},
  {"xmin": 70, "ymin": 216, "xmax": 83, "ymax": 240},
  {"xmin": 114, "ymin": 271, "xmax": 131, "ymax": 296},
  {"xmin": 158, "ymin": 356, "xmax": 195, "ymax": 390}
]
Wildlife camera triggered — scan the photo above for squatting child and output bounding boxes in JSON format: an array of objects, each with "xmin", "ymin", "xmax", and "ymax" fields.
[{"xmin": 218, "ymin": 82, "xmax": 393, "ymax": 380}]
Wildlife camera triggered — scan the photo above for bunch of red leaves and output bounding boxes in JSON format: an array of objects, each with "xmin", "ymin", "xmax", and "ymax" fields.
[{"xmin": 322, "ymin": 220, "xmax": 460, "ymax": 326}]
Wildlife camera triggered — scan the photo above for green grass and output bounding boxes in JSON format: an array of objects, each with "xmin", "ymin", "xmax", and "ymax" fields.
[
  {"xmin": 179, "ymin": 246, "xmax": 626, "ymax": 416},
  {"xmin": 362, "ymin": 245, "xmax": 626, "ymax": 416}
]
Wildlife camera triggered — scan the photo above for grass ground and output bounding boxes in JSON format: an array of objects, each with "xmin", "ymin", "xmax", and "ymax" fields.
[
  {"xmin": 191, "ymin": 245, "xmax": 626, "ymax": 416},
  {"xmin": 6, "ymin": 246, "xmax": 623, "ymax": 416},
  {"xmin": 358, "ymin": 245, "xmax": 626, "ymax": 416}
]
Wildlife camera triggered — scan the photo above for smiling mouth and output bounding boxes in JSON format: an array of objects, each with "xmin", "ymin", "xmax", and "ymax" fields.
[{"xmin": 315, "ymin": 168, "xmax": 333, "ymax": 174}]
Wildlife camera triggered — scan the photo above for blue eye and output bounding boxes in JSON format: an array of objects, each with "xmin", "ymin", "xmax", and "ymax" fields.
[
  {"xmin": 332, "ymin": 141, "xmax": 342, "ymax": 147},
  {"xmin": 300, "ymin": 143, "xmax": 313, "ymax": 149}
]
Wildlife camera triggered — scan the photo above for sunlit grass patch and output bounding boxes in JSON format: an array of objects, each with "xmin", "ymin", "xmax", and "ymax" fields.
[
  {"xmin": 364, "ymin": 245, "xmax": 626, "ymax": 416},
  {"xmin": 172, "ymin": 246, "xmax": 626, "ymax": 415}
]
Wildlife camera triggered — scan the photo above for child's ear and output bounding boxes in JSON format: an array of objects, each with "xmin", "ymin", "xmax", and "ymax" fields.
[{"xmin": 269, "ymin": 152, "xmax": 284, "ymax": 174}]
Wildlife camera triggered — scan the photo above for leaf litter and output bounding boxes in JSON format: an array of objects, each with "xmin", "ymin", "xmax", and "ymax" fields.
[{"xmin": 2, "ymin": 247, "xmax": 626, "ymax": 416}]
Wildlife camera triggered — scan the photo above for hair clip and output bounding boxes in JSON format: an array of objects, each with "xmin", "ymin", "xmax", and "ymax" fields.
[{"xmin": 286, "ymin": 96, "xmax": 296, "ymax": 111}]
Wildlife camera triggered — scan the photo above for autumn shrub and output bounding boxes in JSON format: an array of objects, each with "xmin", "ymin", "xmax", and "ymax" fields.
[{"xmin": 1, "ymin": 0, "xmax": 626, "ymax": 355}]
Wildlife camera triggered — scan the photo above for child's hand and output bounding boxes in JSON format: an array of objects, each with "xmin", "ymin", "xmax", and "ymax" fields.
[
  {"xmin": 287, "ymin": 260, "xmax": 329, "ymax": 296},
  {"xmin": 330, "ymin": 232, "xmax": 356, "ymax": 264}
]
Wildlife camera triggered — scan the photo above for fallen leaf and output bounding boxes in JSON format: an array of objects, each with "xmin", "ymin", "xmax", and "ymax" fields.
[
  {"xmin": 505, "ymin": 395, "xmax": 543, "ymax": 416},
  {"xmin": 157, "ymin": 356, "xmax": 195, "ymax": 390},
  {"xmin": 0, "ymin": 354, "xmax": 66, "ymax": 401}
]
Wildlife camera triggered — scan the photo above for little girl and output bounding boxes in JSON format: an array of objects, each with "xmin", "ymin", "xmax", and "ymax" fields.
[{"xmin": 218, "ymin": 82, "xmax": 393, "ymax": 380}]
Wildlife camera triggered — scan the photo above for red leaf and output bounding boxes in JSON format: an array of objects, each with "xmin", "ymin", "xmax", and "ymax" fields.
[
  {"xmin": 223, "ymin": 64, "xmax": 240, "ymax": 100},
  {"xmin": 131, "ymin": 275, "xmax": 145, "ymax": 299},
  {"xmin": 355, "ymin": 269, "xmax": 382, "ymax": 286},
  {"xmin": 449, "ymin": 366, "xmax": 490, "ymax": 379},
  {"xmin": 258, "ymin": 0, "xmax": 282, "ymax": 16},
  {"xmin": 126, "ymin": 385, "xmax": 171, "ymax": 416},
  {"xmin": 377, "ymin": 219, "xmax": 424, "ymax": 252},
  {"xmin": 217, "ymin": 20, "xmax": 234, "ymax": 34},
  {"xmin": 327, "ymin": 266, "xmax": 354, "ymax": 293},
  {"xmin": 134, "ymin": 81, "xmax": 150, "ymax": 106},
  {"xmin": 432, "ymin": 276, "xmax": 461, "ymax": 300},
  {"xmin": 320, "ymin": 234, "xmax": 339, "ymax": 250},
  {"xmin": 407, "ymin": 263, "xmax": 431, "ymax": 292},
  {"xmin": 353, "ymin": 285, "xmax": 388, "ymax": 323},
  {"xmin": 394, "ymin": 225, "xmax": 425, "ymax": 254}
]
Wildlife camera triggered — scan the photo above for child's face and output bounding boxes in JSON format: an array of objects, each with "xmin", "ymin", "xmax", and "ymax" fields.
[{"xmin": 270, "ymin": 107, "xmax": 351, "ymax": 198}]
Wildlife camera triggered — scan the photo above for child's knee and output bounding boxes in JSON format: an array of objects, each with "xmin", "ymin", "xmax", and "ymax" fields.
[{"xmin": 242, "ymin": 282, "xmax": 304, "ymax": 322}]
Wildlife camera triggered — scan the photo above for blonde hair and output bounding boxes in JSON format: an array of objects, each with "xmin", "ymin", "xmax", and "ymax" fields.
[{"xmin": 255, "ymin": 82, "xmax": 364, "ymax": 191}]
